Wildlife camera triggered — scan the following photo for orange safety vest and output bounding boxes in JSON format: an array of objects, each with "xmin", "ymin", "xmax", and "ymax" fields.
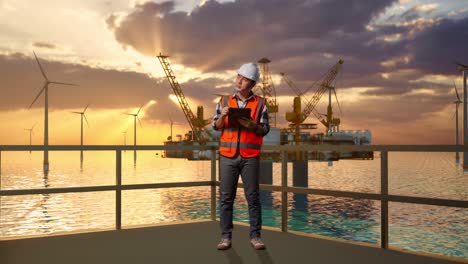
[{"xmin": 219, "ymin": 95, "xmax": 266, "ymax": 158}]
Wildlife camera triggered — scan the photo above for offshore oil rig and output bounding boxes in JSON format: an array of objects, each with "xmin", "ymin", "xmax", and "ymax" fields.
[{"xmin": 156, "ymin": 53, "xmax": 373, "ymax": 162}]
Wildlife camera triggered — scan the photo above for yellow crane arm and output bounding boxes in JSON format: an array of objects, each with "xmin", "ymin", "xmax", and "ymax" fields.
[
  {"xmin": 280, "ymin": 73, "xmax": 323, "ymax": 121},
  {"xmin": 280, "ymin": 72, "xmax": 302, "ymax": 96},
  {"xmin": 301, "ymin": 60, "xmax": 344, "ymax": 122},
  {"xmin": 157, "ymin": 53, "xmax": 205, "ymax": 144}
]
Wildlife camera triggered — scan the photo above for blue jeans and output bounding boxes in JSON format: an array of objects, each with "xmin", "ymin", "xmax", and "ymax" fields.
[{"xmin": 219, "ymin": 154, "xmax": 261, "ymax": 240}]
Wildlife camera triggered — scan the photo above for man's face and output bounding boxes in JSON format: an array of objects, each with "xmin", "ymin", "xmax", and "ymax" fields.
[{"xmin": 235, "ymin": 74, "xmax": 255, "ymax": 92}]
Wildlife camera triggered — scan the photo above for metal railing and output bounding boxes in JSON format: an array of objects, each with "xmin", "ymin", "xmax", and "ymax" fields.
[{"xmin": 0, "ymin": 144, "xmax": 467, "ymax": 250}]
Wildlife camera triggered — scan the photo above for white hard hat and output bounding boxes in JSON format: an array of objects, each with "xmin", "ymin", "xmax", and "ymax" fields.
[{"xmin": 237, "ymin": 63, "xmax": 260, "ymax": 82}]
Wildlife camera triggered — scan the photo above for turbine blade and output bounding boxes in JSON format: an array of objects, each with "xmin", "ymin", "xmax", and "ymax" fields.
[
  {"xmin": 454, "ymin": 80, "xmax": 461, "ymax": 101},
  {"xmin": 84, "ymin": 114, "xmax": 90, "ymax": 127},
  {"xmin": 451, "ymin": 110, "xmax": 457, "ymax": 120},
  {"xmin": 49, "ymin": 81, "xmax": 79, "ymax": 86},
  {"xmin": 33, "ymin": 51, "xmax": 48, "ymax": 80},
  {"xmin": 455, "ymin": 61, "xmax": 468, "ymax": 69},
  {"xmin": 138, "ymin": 117, "xmax": 143, "ymax": 128},
  {"xmin": 333, "ymin": 88, "xmax": 343, "ymax": 116},
  {"xmin": 84, "ymin": 103, "xmax": 90, "ymax": 113},
  {"xmin": 71, "ymin": 111, "xmax": 81, "ymax": 114},
  {"xmin": 137, "ymin": 104, "xmax": 144, "ymax": 115},
  {"xmin": 29, "ymin": 83, "xmax": 47, "ymax": 109}
]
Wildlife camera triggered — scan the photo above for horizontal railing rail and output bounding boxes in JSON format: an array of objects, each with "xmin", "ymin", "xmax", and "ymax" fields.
[
  {"xmin": 0, "ymin": 181, "xmax": 214, "ymax": 196},
  {"xmin": 1, "ymin": 144, "xmax": 467, "ymax": 252},
  {"xmin": 0, "ymin": 145, "xmax": 214, "ymax": 151},
  {"xmin": 1, "ymin": 144, "xmax": 467, "ymax": 152}
]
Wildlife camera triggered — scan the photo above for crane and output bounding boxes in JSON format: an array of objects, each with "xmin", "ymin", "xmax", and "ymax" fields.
[
  {"xmin": 284, "ymin": 59, "xmax": 344, "ymax": 145},
  {"xmin": 157, "ymin": 53, "xmax": 210, "ymax": 145}
]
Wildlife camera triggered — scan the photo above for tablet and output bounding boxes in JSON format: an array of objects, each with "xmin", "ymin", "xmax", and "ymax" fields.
[{"xmin": 228, "ymin": 108, "xmax": 251, "ymax": 128}]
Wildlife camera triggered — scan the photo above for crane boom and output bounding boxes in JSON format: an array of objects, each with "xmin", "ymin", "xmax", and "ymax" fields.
[
  {"xmin": 157, "ymin": 54, "xmax": 205, "ymax": 144},
  {"xmin": 280, "ymin": 72, "xmax": 323, "ymax": 120},
  {"xmin": 300, "ymin": 59, "xmax": 343, "ymax": 122},
  {"xmin": 280, "ymin": 72, "xmax": 302, "ymax": 96}
]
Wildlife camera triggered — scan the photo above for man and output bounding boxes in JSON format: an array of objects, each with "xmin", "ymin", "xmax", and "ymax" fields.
[{"xmin": 212, "ymin": 62, "xmax": 270, "ymax": 250}]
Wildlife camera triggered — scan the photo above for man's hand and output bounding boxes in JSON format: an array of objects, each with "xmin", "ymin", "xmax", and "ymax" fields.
[
  {"xmin": 239, "ymin": 117, "xmax": 264, "ymax": 136},
  {"xmin": 220, "ymin": 107, "xmax": 229, "ymax": 118},
  {"xmin": 216, "ymin": 107, "xmax": 229, "ymax": 129},
  {"xmin": 239, "ymin": 117, "xmax": 257, "ymax": 129}
]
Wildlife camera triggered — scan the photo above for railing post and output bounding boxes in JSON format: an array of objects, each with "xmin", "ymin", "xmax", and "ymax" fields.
[
  {"xmin": 381, "ymin": 150, "xmax": 389, "ymax": 249},
  {"xmin": 116, "ymin": 149, "xmax": 122, "ymax": 230},
  {"xmin": 281, "ymin": 150, "xmax": 288, "ymax": 232},
  {"xmin": 210, "ymin": 148, "xmax": 216, "ymax": 221},
  {"xmin": 0, "ymin": 150, "xmax": 2, "ymax": 190}
]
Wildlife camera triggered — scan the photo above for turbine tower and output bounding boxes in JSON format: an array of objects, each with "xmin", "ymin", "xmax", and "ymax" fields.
[
  {"xmin": 122, "ymin": 130, "xmax": 127, "ymax": 151},
  {"xmin": 29, "ymin": 51, "xmax": 79, "ymax": 173},
  {"xmin": 125, "ymin": 104, "xmax": 143, "ymax": 165},
  {"xmin": 71, "ymin": 103, "xmax": 90, "ymax": 163},
  {"xmin": 457, "ymin": 62, "xmax": 468, "ymax": 170},
  {"xmin": 168, "ymin": 114, "xmax": 173, "ymax": 142},
  {"xmin": 452, "ymin": 81, "xmax": 462, "ymax": 164},
  {"xmin": 24, "ymin": 124, "xmax": 36, "ymax": 153}
]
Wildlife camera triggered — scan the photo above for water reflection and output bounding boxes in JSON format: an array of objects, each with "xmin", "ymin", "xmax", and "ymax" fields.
[
  {"xmin": 287, "ymin": 193, "xmax": 379, "ymax": 244},
  {"xmin": 134, "ymin": 150, "xmax": 137, "ymax": 169},
  {"xmin": 80, "ymin": 150, "xmax": 84, "ymax": 170},
  {"xmin": 292, "ymin": 193, "xmax": 308, "ymax": 211},
  {"xmin": 40, "ymin": 172, "xmax": 51, "ymax": 234}
]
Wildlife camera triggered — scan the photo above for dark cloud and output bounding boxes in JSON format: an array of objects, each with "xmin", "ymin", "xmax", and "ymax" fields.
[
  {"xmin": 107, "ymin": 0, "xmax": 397, "ymax": 73},
  {"xmin": 347, "ymin": 91, "xmax": 450, "ymax": 122},
  {"xmin": 106, "ymin": 0, "xmax": 462, "ymax": 109},
  {"xmin": 407, "ymin": 17, "xmax": 468, "ymax": 74},
  {"xmin": 0, "ymin": 52, "xmax": 225, "ymax": 124},
  {"xmin": 0, "ymin": 52, "xmax": 154, "ymax": 110},
  {"xmin": 106, "ymin": 0, "xmax": 467, "ymax": 85},
  {"xmin": 32, "ymin": 42, "xmax": 57, "ymax": 50},
  {"xmin": 389, "ymin": 4, "xmax": 437, "ymax": 23},
  {"xmin": 105, "ymin": 14, "xmax": 118, "ymax": 29}
]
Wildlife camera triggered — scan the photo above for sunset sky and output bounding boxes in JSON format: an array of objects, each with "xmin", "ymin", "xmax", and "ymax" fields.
[{"xmin": 1, "ymin": 0, "xmax": 467, "ymax": 145}]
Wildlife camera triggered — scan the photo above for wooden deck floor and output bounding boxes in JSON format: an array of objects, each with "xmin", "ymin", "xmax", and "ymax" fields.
[{"xmin": 0, "ymin": 221, "xmax": 464, "ymax": 264}]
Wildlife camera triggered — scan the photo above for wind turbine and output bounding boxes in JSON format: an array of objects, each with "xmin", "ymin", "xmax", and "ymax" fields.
[
  {"xmin": 29, "ymin": 51, "xmax": 79, "ymax": 173},
  {"xmin": 125, "ymin": 104, "xmax": 143, "ymax": 165},
  {"xmin": 24, "ymin": 124, "xmax": 36, "ymax": 153},
  {"xmin": 452, "ymin": 81, "xmax": 462, "ymax": 164},
  {"xmin": 456, "ymin": 62, "xmax": 468, "ymax": 170},
  {"xmin": 71, "ymin": 103, "xmax": 90, "ymax": 163}
]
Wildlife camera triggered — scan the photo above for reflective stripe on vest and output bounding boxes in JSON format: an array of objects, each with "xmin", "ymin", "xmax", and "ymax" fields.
[
  {"xmin": 219, "ymin": 142, "xmax": 262, "ymax": 150},
  {"xmin": 219, "ymin": 94, "xmax": 265, "ymax": 158}
]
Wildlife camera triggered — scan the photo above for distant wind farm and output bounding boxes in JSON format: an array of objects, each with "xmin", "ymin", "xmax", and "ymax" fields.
[{"xmin": 29, "ymin": 51, "xmax": 79, "ymax": 173}]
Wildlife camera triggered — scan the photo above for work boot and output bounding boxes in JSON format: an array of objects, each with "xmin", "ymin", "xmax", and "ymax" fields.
[
  {"xmin": 217, "ymin": 238, "xmax": 232, "ymax": 250},
  {"xmin": 250, "ymin": 237, "xmax": 266, "ymax": 250}
]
